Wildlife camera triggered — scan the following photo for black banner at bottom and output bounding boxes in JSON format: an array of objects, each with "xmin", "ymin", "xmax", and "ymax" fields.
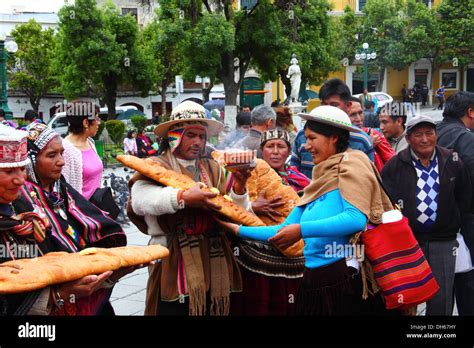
[{"xmin": 0, "ymin": 315, "xmax": 473, "ymax": 346}]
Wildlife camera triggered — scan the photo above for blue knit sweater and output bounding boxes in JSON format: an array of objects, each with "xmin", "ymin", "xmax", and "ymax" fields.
[{"xmin": 239, "ymin": 189, "xmax": 367, "ymax": 269}]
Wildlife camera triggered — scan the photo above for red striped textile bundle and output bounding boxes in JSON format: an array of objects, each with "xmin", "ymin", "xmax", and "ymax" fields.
[{"xmin": 361, "ymin": 217, "xmax": 440, "ymax": 309}]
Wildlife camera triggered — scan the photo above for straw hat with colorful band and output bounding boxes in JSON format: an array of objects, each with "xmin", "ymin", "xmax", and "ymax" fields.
[
  {"xmin": 261, "ymin": 128, "xmax": 291, "ymax": 147},
  {"xmin": 0, "ymin": 124, "xmax": 30, "ymax": 168},
  {"xmin": 297, "ymin": 105, "xmax": 362, "ymax": 133},
  {"xmin": 154, "ymin": 100, "xmax": 223, "ymax": 137}
]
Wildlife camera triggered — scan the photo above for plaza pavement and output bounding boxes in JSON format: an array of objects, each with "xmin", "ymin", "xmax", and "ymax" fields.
[{"xmin": 107, "ymin": 107, "xmax": 453, "ymax": 316}]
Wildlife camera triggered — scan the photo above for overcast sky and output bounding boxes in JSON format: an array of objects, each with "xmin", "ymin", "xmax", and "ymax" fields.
[{"xmin": 0, "ymin": 0, "xmax": 70, "ymax": 14}]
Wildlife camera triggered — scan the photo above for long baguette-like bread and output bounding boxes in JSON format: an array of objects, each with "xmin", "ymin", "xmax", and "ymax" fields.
[
  {"xmin": 247, "ymin": 159, "xmax": 305, "ymax": 257},
  {"xmin": 247, "ymin": 159, "xmax": 301, "ymax": 226},
  {"xmin": 0, "ymin": 245, "xmax": 169, "ymax": 294},
  {"xmin": 117, "ymin": 155, "xmax": 265, "ymax": 227}
]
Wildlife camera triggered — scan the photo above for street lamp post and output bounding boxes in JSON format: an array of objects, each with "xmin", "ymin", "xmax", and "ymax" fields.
[
  {"xmin": 0, "ymin": 33, "xmax": 18, "ymax": 119},
  {"xmin": 355, "ymin": 42, "xmax": 377, "ymax": 91}
]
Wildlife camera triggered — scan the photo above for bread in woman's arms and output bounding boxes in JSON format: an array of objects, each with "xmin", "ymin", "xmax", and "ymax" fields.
[
  {"xmin": 247, "ymin": 159, "xmax": 300, "ymax": 225},
  {"xmin": 0, "ymin": 245, "xmax": 169, "ymax": 294},
  {"xmin": 117, "ymin": 155, "xmax": 265, "ymax": 227},
  {"xmin": 247, "ymin": 159, "xmax": 304, "ymax": 257}
]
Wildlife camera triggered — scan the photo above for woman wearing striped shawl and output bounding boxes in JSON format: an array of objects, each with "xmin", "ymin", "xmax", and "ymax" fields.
[{"xmin": 16, "ymin": 122, "xmax": 127, "ymax": 315}]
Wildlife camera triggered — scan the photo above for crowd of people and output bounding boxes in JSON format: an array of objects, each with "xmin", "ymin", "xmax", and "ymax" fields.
[{"xmin": 0, "ymin": 78, "xmax": 472, "ymax": 317}]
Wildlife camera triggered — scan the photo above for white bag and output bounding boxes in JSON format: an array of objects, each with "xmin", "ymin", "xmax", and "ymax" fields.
[{"xmin": 455, "ymin": 232, "xmax": 473, "ymax": 274}]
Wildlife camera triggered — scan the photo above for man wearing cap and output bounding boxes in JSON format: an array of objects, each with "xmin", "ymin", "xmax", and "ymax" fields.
[
  {"xmin": 127, "ymin": 101, "xmax": 245, "ymax": 316},
  {"xmin": 233, "ymin": 105, "xmax": 276, "ymax": 158},
  {"xmin": 217, "ymin": 111, "xmax": 251, "ymax": 149},
  {"xmin": 437, "ymin": 91, "xmax": 474, "ymax": 315},
  {"xmin": 381, "ymin": 115, "xmax": 472, "ymax": 315}
]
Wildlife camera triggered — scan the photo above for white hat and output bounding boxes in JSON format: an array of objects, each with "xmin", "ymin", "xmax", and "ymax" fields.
[
  {"xmin": 297, "ymin": 105, "xmax": 362, "ymax": 133},
  {"xmin": 0, "ymin": 124, "xmax": 30, "ymax": 168},
  {"xmin": 154, "ymin": 100, "xmax": 224, "ymax": 137}
]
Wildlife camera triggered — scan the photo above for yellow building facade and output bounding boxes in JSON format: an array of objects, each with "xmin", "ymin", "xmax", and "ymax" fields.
[{"xmin": 269, "ymin": 0, "xmax": 472, "ymax": 106}]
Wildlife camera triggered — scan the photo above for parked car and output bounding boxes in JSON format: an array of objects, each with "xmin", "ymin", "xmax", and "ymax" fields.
[
  {"xmin": 48, "ymin": 106, "xmax": 139, "ymax": 137},
  {"xmin": 353, "ymin": 92, "xmax": 394, "ymax": 110}
]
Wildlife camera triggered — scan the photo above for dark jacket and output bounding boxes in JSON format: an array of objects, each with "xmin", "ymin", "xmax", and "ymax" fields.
[
  {"xmin": 437, "ymin": 117, "xmax": 474, "ymax": 252},
  {"xmin": 381, "ymin": 146, "xmax": 472, "ymax": 243}
]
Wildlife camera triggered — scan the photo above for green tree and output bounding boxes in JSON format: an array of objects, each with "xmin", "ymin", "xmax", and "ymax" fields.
[
  {"xmin": 333, "ymin": 6, "xmax": 362, "ymax": 66},
  {"xmin": 401, "ymin": 0, "xmax": 443, "ymax": 94},
  {"xmin": 361, "ymin": 0, "xmax": 407, "ymax": 90},
  {"xmin": 160, "ymin": 0, "xmax": 283, "ymax": 125},
  {"xmin": 55, "ymin": 0, "xmax": 154, "ymax": 120},
  {"xmin": 271, "ymin": 0, "xmax": 340, "ymax": 103},
  {"xmin": 437, "ymin": 0, "xmax": 474, "ymax": 79},
  {"xmin": 8, "ymin": 20, "xmax": 57, "ymax": 112},
  {"xmin": 142, "ymin": 4, "xmax": 188, "ymax": 116}
]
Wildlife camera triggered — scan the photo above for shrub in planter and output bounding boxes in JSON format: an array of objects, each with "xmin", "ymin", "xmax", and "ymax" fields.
[
  {"xmin": 131, "ymin": 115, "xmax": 147, "ymax": 132},
  {"xmin": 105, "ymin": 120, "xmax": 126, "ymax": 145}
]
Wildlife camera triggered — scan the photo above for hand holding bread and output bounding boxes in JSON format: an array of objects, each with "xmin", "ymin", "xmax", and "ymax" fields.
[
  {"xmin": 0, "ymin": 245, "xmax": 169, "ymax": 294},
  {"xmin": 117, "ymin": 155, "xmax": 264, "ymax": 227}
]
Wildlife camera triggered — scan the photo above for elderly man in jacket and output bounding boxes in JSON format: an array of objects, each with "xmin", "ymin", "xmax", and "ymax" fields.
[{"xmin": 381, "ymin": 115, "xmax": 472, "ymax": 316}]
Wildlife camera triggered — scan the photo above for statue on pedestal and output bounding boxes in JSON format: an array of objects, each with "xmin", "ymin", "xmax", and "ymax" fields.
[{"xmin": 286, "ymin": 54, "xmax": 301, "ymax": 103}]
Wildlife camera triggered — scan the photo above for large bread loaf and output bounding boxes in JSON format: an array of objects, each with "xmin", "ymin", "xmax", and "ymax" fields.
[
  {"xmin": 247, "ymin": 159, "xmax": 305, "ymax": 257},
  {"xmin": 0, "ymin": 245, "xmax": 169, "ymax": 294},
  {"xmin": 117, "ymin": 155, "xmax": 265, "ymax": 227}
]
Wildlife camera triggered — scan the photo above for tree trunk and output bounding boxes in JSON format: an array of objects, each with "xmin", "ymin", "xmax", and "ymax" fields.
[
  {"xmin": 202, "ymin": 78, "xmax": 214, "ymax": 103},
  {"xmin": 104, "ymin": 75, "xmax": 118, "ymax": 120},
  {"xmin": 218, "ymin": 52, "xmax": 251, "ymax": 128},
  {"xmin": 222, "ymin": 78, "xmax": 239, "ymax": 128},
  {"xmin": 160, "ymin": 86, "xmax": 167, "ymax": 115},
  {"xmin": 27, "ymin": 95, "xmax": 40, "ymax": 113}
]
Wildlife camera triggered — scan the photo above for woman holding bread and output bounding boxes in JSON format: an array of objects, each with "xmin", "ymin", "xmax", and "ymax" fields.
[
  {"xmin": 260, "ymin": 128, "xmax": 310, "ymax": 192},
  {"xmin": 230, "ymin": 128, "xmax": 309, "ymax": 316},
  {"xmin": 218, "ymin": 106, "xmax": 393, "ymax": 315},
  {"xmin": 0, "ymin": 124, "xmax": 120, "ymax": 315},
  {"xmin": 18, "ymin": 123, "xmax": 128, "ymax": 315}
]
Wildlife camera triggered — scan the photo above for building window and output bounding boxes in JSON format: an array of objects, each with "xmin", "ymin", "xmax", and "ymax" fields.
[
  {"xmin": 440, "ymin": 69, "xmax": 459, "ymax": 90},
  {"xmin": 415, "ymin": 69, "xmax": 429, "ymax": 86},
  {"xmin": 357, "ymin": 0, "xmax": 367, "ymax": 12},
  {"xmin": 122, "ymin": 8, "xmax": 138, "ymax": 22}
]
